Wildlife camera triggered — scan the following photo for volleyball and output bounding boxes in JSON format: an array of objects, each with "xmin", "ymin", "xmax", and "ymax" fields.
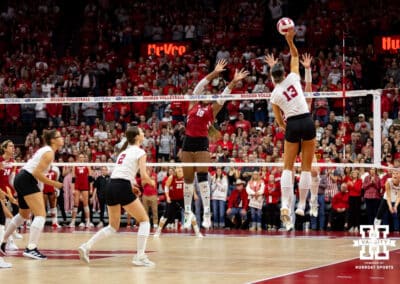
[{"xmin": 276, "ymin": 17, "xmax": 295, "ymax": 35}]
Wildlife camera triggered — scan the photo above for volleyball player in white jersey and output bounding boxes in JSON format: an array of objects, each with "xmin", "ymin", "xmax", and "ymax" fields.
[
  {"xmin": 374, "ymin": 170, "xmax": 400, "ymax": 226},
  {"xmin": 266, "ymin": 28, "xmax": 316, "ymax": 230},
  {"xmin": 266, "ymin": 52, "xmax": 320, "ymax": 220},
  {"xmin": 0, "ymin": 129, "xmax": 64, "ymax": 260},
  {"xmin": 78, "ymin": 126, "xmax": 156, "ymax": 267}
]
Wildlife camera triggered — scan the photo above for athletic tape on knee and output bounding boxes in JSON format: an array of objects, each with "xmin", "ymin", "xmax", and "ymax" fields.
[
  {"xmin": 299, "ymin": 171, "xmax": 312, "ymax": 190},
  {"xmin": 138, "ymin": 221, "xmax": 150, "ymax": 237},
  {"xmin": 31, "ymin": 216, "xmax": 46, "ymax": 230},
  {"xmin": 84, "ymin": 206, "xmax": 90, "ymax": 213}
]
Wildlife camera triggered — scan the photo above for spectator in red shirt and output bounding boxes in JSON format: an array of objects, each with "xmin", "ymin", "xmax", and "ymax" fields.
[
  {"xmin": 141, "ymin": 167, "xmax": 158, "ymax": 228},
  {"xmin": 326, "ymin": 183, "xmax": 349, "ymax": 231},
  {"xmin": 264, "ymin": 174, "xmax": 281, "ymax": 231},
  {"xmin": 234, "ymin": 112, "xmax": 251, "ymax": 133},
  {"xmin": 226, "ymin": 179, "xmax": 248, "ymax": 228},
  {"xmin": 346, "ymin": 170, "xmax": 363, "ymax": 232}
]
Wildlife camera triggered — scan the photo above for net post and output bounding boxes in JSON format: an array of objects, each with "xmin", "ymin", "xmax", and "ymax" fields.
[{"xmin": 373, "ymin": 92, "xmax": 381, "ymax": 166}]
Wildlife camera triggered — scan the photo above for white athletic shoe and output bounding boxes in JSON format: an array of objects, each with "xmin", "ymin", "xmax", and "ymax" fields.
[
  {"xmin": 182, "ymin": 211, "xmax": 194, "ymax": 229},
  {"xmin": 310, "ymin": 198, "xmax": 319, "ymax": 218},
  {"xmin": 85, "ymin": 222, "xmax": 94, "ymax": 228},
  {"xmin": 96, "ymin": 221, "xmax": 104, "ymax": 228},
  {"xmin": 132, "ymin": 254, "xmax": 155, "ymax": 267},
  {"xmin": 68, "ymin": 221, "xmax": 76, "ymax": 228},
  {"xmin": 0, "ymin": 257, "xmax": 12, "ymax": 268},
  {"xmin": 6, "ymin": 239, "xmax": 18, "ymax": 251},
  {"xmin": 201, "ymin": 213, "xmax": 212, "ymax": 229},
  {"xmin": 280, "ymin": 208, "xmax": 293, "ymax": 231},
  {"xmin": 153, "ymin": 227, "xmax": 162, "ymax": 238},
  {"xmin": 374, "ymin": 218, "xmax": 382, "ymax": 226},
  {"xmin": 78, "ymin": 222, "xmax": 85, "ymax": 228},
  {"xmin": 195, "ymin": 231, "xmax": 204, "ymax": 238},
  {"xmin": 78, "ymin": 244, "xmax": 90, "ymax": 264},
  {"xmin": 295, "ymin": 208, "xmax": 305, "ymax": 216}
]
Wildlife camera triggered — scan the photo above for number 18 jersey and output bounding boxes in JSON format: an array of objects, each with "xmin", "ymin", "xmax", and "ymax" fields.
[
  {"xmin": 185, "ymin": 103, "xmax": 213, "ymax": 137},
  {"xmin": 270, "ymin": 72, "xmax": 309, "ymax": 119}
]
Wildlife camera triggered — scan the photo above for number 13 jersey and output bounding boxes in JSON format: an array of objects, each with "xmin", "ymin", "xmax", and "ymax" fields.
[{"xmin": 270, "ymin": 72, "xmax": 309, "ymax": 119}]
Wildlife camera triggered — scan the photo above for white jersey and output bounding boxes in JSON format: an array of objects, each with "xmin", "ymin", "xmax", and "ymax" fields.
[
  {"xmin": 111, "ymin": 145, "xmax": 145, "ymax": 186},
  {"xmin": 23, "ymin": 146, "xmax": 53, "ymax": 175},
  {"xmin": 270, "ymin": 72, "xmax": 309, "ymax": 119},
  {"xmin": 383, "ymin": 178, "xmax": 400, "ymax": 201}
]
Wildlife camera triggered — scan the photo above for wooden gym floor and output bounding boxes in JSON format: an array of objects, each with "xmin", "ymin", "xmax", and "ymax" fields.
[{"xmin": 1, "ymin": 228, "xmax": 399, "ymax": 284}]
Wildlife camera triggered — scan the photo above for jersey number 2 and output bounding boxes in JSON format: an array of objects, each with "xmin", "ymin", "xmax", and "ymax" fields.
[
  {"xmin": 282, "ymin": 85, "xmax": 298, "ymax": 101},
  {"xmin": 117, "ymin": 154, "xmax": 126, "ymax": 164}
]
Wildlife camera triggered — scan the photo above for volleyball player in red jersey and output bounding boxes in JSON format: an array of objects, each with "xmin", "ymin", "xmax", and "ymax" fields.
[
  {"xmin": 0, "ymin": 141, "xmax": 17, "ymax": 213},
  {"xmin": 43, "ymin": 166, "xmax": 61, "ymax": 228},
  {"xmin": 0, "ymin": 140, "xmax": 21, "ymax": 249},
  {"xmin": 154, "ymin": 167, "xmax": 198, "ymax": 237},
  {"xmin": 69, "ymin": 153, "xmax": 94, "ymax": 228},
  {"xmin": 181, "ymin": 59, "xmax": 249, "ymax": 230}
]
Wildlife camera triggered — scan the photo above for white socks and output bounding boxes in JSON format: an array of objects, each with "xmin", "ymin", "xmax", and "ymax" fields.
[
  {"xmin": 280, "ymin": 170, "xmax": 293, "ymax": 209},
  {"xmin": 184, "ymin": 183, "xmax": 194, "ymax": 213},
  {"xmin": 2, "ymin": 214, "xmax": 24, "ymax": 244},
  {"xmin": 86, "ymin": 225, "xmax": 116, "ymax": 249},
  {"xmin": 28, "ymin": 216, "xmax": 45, "ymax": 250},
  {"xmin": 137, "ymin": 221, "xmax": 150, "ymax": 256},
  {"xmin": 298, "ymin": 171, "xmax": 312, "ymax": 210},
  {"xmin": 198, "ymin": 181, "xmax": 210, "ymax": 214}
]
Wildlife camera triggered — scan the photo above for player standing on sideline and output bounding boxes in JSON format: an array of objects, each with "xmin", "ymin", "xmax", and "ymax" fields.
[
  {"xmin": 0, "ymin": 140, "xmax": 21, "ymax": 250},
  {"xmin": 78, "ymin": 126, "xmax": 156, "ymax": 267},
  {"xmin": 265, "ymin": 27, "xmax": 316, "ymax": 230},
  {"xmin": 181, "ymin": 59, "xmax": 249, "ymax": 230},
  {"xmin": 0, "ymin": 130, "xmax": 64, "ymax": 259},
  {"xmin": 43, "ymin": 165, "xmax": 61, "ymax": 228},
  {"xmin": 153, "ymin": 167, "xmax": 201, "ymax": 237},
  {"xmin": 69, "ymin": 153, "xmax": 94, "ymax": 228},
  {"xmin": 374, "ymin": 170, "xmax": 400, "ymax": 227}
]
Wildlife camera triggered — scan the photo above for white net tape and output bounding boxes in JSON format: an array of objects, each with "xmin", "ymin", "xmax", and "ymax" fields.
[{"xmin": 0, "ymin": 89, "xmax": 378, "ymax": 104}]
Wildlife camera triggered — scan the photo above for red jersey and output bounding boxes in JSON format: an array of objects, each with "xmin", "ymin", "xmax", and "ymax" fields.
[
  {"xmin": 185, "ymin": 103, "xmax": 213, "ymax": 137},
  {"xmin": 0, "ymin": 156, "xmax": 15, "ymax": 194},
  {"xmin": 168, "ymin": 176, "xmax": 184, "ymax": 200},
  {"xmin": 74, "ymin": 166, "xmax": 90, "ymax": 190},
  {"xmin": 43, "ymin": 168, "xmax": 58, "ymax": 194}
]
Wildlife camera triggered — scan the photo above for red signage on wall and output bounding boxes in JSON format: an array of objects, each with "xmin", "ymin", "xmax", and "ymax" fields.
[
  {"xmin": 141, "ymin": 42, "xmax": 191, "ymax": 57},
  {"xmin": 375, "ymin": 35, "xmax": 400, "ymax": 53}
]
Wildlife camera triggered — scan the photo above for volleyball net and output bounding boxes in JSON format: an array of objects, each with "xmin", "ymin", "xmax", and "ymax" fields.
[{"xmin": 3, "ymin": 88, "xmax": 391, "ymax": 172}]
